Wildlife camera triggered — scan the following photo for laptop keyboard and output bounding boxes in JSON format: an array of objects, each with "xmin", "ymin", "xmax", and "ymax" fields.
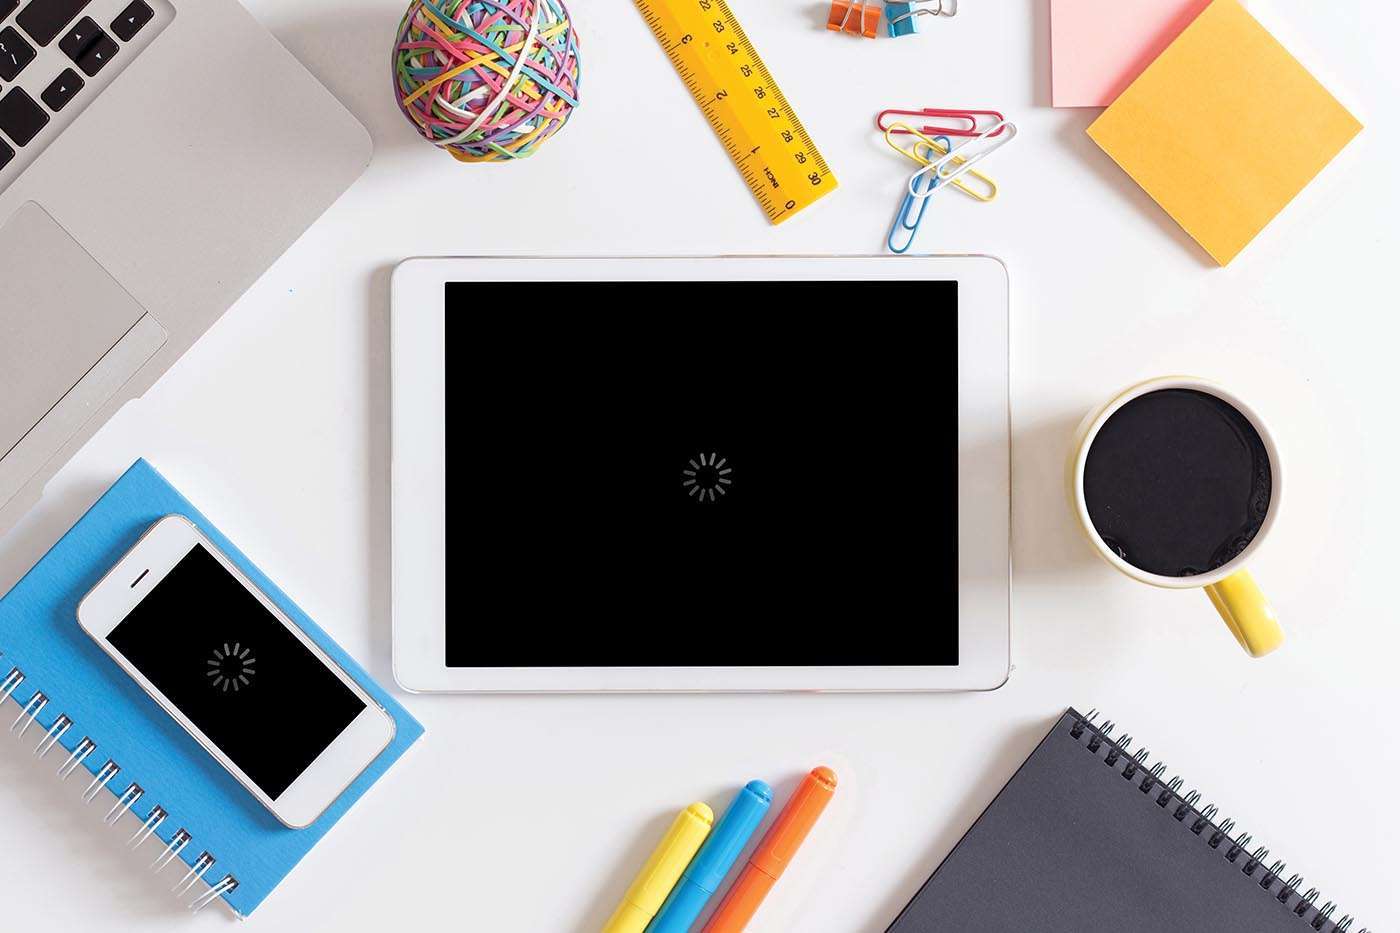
[
  {"xmin": 0, "ymin": 0, "xmax": 169, "ymax": 192},
  {"xmin": 20, "ymin": 0, "xmax": 94, "ymax": 45}
]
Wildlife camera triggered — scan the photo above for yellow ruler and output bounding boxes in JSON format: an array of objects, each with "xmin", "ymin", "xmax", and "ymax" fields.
[{"xmin": 634, "ymin": 0, "xmax": 838, "ymax": 225}]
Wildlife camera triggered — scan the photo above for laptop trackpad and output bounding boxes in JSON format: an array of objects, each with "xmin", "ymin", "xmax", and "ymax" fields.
[{"xmin": 0, "ymin": 203, "xmax": 166, "ymax": 493}]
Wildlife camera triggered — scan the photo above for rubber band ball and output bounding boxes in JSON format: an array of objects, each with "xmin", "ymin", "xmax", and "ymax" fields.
[{"xmin": 393, "ymin": 0, "xmax": 581, "ymax": 162}]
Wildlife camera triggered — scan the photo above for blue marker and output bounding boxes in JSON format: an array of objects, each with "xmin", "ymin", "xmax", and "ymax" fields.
[{"xmin": 647, "ymin": 780, "xmax": 773, "ymax": 933}]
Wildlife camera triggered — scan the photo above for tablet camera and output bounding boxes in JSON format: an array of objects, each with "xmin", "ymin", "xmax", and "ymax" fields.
[
  {"xmin": 206, "ymin": 642, "xmax": 256, "ymax": 693},
  {"xmin": 682, "ymin": 452, "xmax": 733, "ymax": 503}
]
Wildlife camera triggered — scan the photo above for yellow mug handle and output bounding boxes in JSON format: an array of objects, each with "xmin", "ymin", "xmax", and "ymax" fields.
[{"xmin": 1204, "ymin": 569, "xmax": 1284, "ymax": 657}]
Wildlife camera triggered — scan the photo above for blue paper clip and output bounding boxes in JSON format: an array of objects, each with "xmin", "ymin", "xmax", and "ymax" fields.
[{"xmin": 887, "ymin": 136, "xmax": 948, "ymax": 253}]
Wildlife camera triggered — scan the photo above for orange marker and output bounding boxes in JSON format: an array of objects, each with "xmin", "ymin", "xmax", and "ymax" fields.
[{"xmin": 701, "ymin": 766, "xmax": 837, "ymax": 932}]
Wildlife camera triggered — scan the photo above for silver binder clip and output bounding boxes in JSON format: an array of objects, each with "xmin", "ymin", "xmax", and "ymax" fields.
[
  {"xmin": 105, "ymin": 783, "xmax": 143, "ymax": 825},
  {"xmin": 152, "ymin": 828, "xmax": 191, "ymax": 872},
  {"xmin": 129, "ymin": 805, "xmax": 168, "ymax": 848},
  {"xmin": 189, "ymin": 874, "xmax": 238, "ymax": 914},
  {"xmin": 173, "ymin": 851, "xmax": 215, "ymax": 895},
  {"xmin": 82, "ymin": 759, "xmax": 120, "ymax": 803},
  {"xmin": 0, "ymin": 667, "xmax": 24, "ymax": 706},
  {"xmin": 57, "ymin": 737, "xmax": 96, "ymax": 780},
  {"xmin": 34, "ymin": 714, "xmax": 72, "ymax": 759}
]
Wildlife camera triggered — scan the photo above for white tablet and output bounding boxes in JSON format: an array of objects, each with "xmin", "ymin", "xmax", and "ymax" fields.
[{"xmin": 390, "ymin": 256, "xmax": 1010, "ymax": 692}]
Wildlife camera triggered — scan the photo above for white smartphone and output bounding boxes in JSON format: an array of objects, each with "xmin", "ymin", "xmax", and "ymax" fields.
[{"xmin": 77, "ymin": 515, "xmax": 395, "ymax": 829}]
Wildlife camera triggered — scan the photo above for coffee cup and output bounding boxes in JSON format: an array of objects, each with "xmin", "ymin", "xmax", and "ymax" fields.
[{"xmin": 1069, "ymin": 377, "xmax": 1284, "ymax": 657}]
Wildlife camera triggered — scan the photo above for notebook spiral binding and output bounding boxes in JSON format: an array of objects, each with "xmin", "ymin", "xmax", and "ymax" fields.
[
  {"xmin": 1069, "ymin": 710, "xmax": 1371, "ymax": 933},
  {"xmin": 1, "ymin": 658, "xmax": 240, "ymax": 914}
]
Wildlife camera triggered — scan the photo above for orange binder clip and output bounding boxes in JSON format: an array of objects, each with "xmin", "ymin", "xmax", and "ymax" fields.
[{"xmin": 827, "ymin": 0, "xmax": 880, "ymax": 38}]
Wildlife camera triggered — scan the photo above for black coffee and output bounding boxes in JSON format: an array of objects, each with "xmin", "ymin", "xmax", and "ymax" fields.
[{"xmin": 1082, "ymin": 389, "xmax": 1272, "ymax": 577}]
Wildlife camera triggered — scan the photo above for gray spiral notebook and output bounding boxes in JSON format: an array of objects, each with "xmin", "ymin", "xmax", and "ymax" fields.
[{"xmin": 887, "ymin": 709, "xmax": 1371, "ymax": 933}]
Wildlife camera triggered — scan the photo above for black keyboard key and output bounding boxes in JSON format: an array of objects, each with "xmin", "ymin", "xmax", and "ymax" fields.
[
  {"xmin": 40, "ymin": 67, "xmax": 82, "ymax": 111},
  {"xmin": 0, "ymin": 87, "xmax": 48, "ymax": 146},
  {"xmin": 0, "ymin": 26, "xmax": 36, "ymax": 82},
  {"xmin": 0, "ymin": 137, "xmax": 13, "ymax": 171},
  {"xmin": 17, "ymin": 0, "xmax": 91, "ymax": 47},
  {"xmin": 0, "ymin": 1, "xmax": 18, "ymax": 22},
  {"xmin": 74, "ymin": 28, "xmax": 113, "ymax": 75},
  {"xmin": 110, "ymin": 0, "xmax": 151, "ymax": 41},
  {"xmin": 57, "ymin": 15, "xmax": 96, "ymax": 59}
]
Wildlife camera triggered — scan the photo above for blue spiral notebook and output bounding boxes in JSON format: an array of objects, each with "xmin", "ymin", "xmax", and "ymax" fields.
[{"xmin": 0, "ymin": 459, "xmax": 424, "ymax": 917}]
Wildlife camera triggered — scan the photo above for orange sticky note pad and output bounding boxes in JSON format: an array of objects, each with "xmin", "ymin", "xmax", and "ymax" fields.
[{"xmin": 1086, "ymin": 0, "xmax": 1362, "ymax": 266}]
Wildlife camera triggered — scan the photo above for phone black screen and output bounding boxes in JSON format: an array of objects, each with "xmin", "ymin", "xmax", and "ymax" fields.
[
  {"xmin": 108, "ymin": 543, "xmax": 365, "ymax": 799},
  {"xmin": 444, "ymin": 281, "xmax": 959, "ymax": 666}
]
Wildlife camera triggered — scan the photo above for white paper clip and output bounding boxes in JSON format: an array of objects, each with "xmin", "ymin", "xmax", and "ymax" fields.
[{"xmin": 910, "ymin": 120, "xmax": 1017, "ymax": 198}]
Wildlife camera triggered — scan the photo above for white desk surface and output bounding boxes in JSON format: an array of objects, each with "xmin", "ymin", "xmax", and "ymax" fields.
[{"xmin": 2, "ymin": 0, "xmax": 1397, "ymax": 929}]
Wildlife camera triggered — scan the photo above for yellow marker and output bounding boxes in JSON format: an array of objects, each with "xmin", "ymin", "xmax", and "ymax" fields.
[{"xmin": 602, "ymin": 802, "xmax": 714, "ymax": 933}]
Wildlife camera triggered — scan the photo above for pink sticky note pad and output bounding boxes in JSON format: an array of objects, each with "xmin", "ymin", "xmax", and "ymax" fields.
[{"xmin": 1051, "ymin": 0, "xmax": 1212, "ymax": 108}]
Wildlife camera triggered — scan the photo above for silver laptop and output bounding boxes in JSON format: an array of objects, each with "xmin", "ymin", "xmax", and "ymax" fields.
[{"xmin": 0, "ymin": 0, "xmax": 370, "ymax": 535}]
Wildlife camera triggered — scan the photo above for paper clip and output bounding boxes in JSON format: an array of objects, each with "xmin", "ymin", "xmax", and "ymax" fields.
[
  {"xmin": 911, "ymin": 119, "xmax": 1016, "ymax": 195},
  {"xmin": 885, "ymin": 0, "xmax": 958, "ymax": 37},
  {"xmin": 883, "ymin": 122, "xmax": 997, "ymax": 202},
  {"xmin": 827, "ymin": 0, "xmax": 880, "ymax": 37},
  {"xmin": 878, "ymin": 108, "xmax": 1006, "ymax": 138},
  {"xmin": 887, "ymin": 139, "xmax": 945, "ymax": 254}
]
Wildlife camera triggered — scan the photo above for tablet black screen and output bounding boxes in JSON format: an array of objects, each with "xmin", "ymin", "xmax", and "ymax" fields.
[{"xmin": 443, "ymin": 281, "xmax": 958, "ymax": 666}]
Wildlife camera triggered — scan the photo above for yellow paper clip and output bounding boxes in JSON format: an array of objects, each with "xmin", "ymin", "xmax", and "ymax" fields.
[{"xmin": 883, "ymin": 122, "xmax": 998, "ymax": 202}]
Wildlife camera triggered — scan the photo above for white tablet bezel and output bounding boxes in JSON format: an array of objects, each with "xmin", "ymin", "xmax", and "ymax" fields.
[{"xmin": 391, "ymin": 256, "xmax": 1010, "ymax": 692}]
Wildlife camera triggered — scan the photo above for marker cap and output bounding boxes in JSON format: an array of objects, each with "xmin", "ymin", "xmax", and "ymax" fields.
[
  {"xmin": 689, "ymin": 780, "xmax": 773, "ymax": 892},
  {"xmin": 605, "ymin": 802, "xmax": 714, "ymax": 933},
  {"xmin": 751, "ymin": 767, "xmax": 836, "ymax": 880},
  {"xmin": 650, "ymin": 783, "xmax": 771, "ymax": 933},
  {"xmin": 701, "ymin": 768, "xmax": 837, "ymax": 933}
]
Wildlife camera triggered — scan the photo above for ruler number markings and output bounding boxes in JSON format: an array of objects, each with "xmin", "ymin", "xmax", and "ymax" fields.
[{"xmin": 637, "ymin": 0, "xmax": 835, "ymax": 222}]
